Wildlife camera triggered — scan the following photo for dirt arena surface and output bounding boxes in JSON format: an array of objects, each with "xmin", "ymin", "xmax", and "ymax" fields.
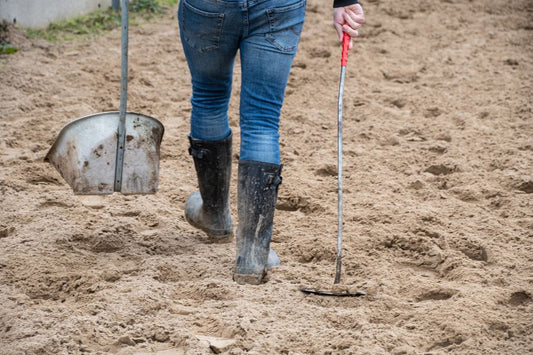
[{"xmin": 1, "ymin": 0, "xmax": 532, "ymax": 353}]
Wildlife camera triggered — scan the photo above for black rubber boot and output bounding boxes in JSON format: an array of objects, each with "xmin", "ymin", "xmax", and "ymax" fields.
[
  {"xmin": 185, "ymin": 133, "xmax": 233, "ymax": 242},
  {"xmin": 233, "ymin": 160, "xmax": 283, "ymax": 285}
]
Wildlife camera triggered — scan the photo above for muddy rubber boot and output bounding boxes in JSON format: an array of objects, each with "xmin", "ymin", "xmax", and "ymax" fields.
[
  {"xmin": 233, "ymin": 160, "xmax": 283, "ymax": 284},
  {"xmin": 185, "ymin": 133, "xmax": 233, "ymax": 242}
]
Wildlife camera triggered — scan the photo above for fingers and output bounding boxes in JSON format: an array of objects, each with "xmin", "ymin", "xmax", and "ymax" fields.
[
  {"xmin": 333, "ymin": 8, "xmax": 345, "ymax": 42},
  {"xmin": 343, "ymin": 4, "xmax": 365, "ymax": 37},
  {"xmin": 342, "ymin": 24, "xmax": 359, "ymax": 39},
  {"xmin": 334, "ymin": 22, "xmax": 344, "ymax": 42},
  {"xmin": 333, "ymin": 4, "xmax": 365, "ymax": 48},
  {"xmin": 355, "ymin": 4, "xmax": 365, "ymax": 20},
  {"xmin": 347, "ymin": 4, "xmax": 365, "ymax": 24}
]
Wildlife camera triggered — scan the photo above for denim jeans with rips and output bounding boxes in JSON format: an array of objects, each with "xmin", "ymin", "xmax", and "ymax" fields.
[{"xmin": 178, "ymin": 0, "xmax": 307, "ymax": 164}]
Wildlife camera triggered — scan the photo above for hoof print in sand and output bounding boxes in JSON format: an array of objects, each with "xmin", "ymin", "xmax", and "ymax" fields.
[
  {"xmin": 507, "ymin": 291, "xmax": 532, "ymax": 307},
  {"xmin": 291, "ymin": 241, "xmax": 334, "ymax": 263},
  {"xmin": 424, "ymin": 163, "xmax": 458, "ymax": 176},
  {"xmin": 27, "ymin": 174, "xmax": 61, "ymax": 186},
  {"xmin": 383, "ymin": 234, "xmax": 444, "ymax": 269},
  {"xmin": 424, "ymin": 107, "xmax": 443, "ymax": 118},
  {"xmin": 428, "ymin": 144, "xmax": 448, "ymax": 154},
  {"xmin": 315, "ymin": 164, "xmax": 337, "ymax": 177},
  {"xmin": 309, "ymin": 48, "xmax": 331, "ymax": 58},
  {"xmin": 68, "ymin": 225, "xmax": 135, "ymax": 253},
  {"xmin": 39, "ymin": 199, "xmax": 73, "ymax": 208},
  {"xmin": 23, "ymin": 273, "xmax": 100, "ymax": 300},
  {"xmin": 0, "ymin": 226, "xmax": 15, "ymax": 239},
  {"xmin": 416, "ymin": 288, "xmax": 458, "ymax": 302},
  {"xmin": 461, "ymin": 244, "xmax": 488, "ymax": 262},
  {"xmin": 277, "ymin": 194, "xmax": 324, "ymax": 214},
  {"xmin": 448, "ymin": 236, "xmax": 488, "ymax": 262},
  {"xmin": 427, "ymin": 337, "xmax": 465, "ymax": 352},
  {"xmin": 89, "ymin": 229, "xmax": 127, "ymax": 253},
  {"xmin": 389, "ymin": 98, "xmax": 407, "ymax": 108},
  {"xmin": 449, "ymin": 187, "xmax": 482, "ymax": 202},
  {"xmin": 382, "ymin": 69, "xmax": 419, "ymax": 83},
  {"xmin": 516, "ymin": 180, "xmax": 533, "ymax": 194}
]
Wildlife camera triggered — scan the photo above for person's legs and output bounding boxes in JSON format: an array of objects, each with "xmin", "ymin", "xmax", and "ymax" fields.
[
  {"xmin": 238, "ymin": 0, "xmax": 307, "ymax": 164},
  {"xmin": 178, "ymin": 0, "xmax": 242, "ymax": 240},
  {"xmin": 178, "ymin": 0, "xmax": 242, "ymax": 141},
  {"xmin": 234, "ymin": 0, "xmax": 306, "ymax": 283}
]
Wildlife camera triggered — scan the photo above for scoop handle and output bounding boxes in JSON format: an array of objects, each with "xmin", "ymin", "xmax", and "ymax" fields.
[{"xmin": 115, "ymin": 0, "xmax": 129, "ymax": 192}]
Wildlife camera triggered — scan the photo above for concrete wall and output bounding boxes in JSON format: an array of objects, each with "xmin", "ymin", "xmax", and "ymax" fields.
[{"xmin": 0, "ymin": 0, "xmax": 113, "ymax": 28}]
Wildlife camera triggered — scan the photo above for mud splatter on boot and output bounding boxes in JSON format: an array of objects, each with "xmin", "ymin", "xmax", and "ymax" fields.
[{"xmin": 233, "ymin": 160, "xmax": 282, "ymax": 284}]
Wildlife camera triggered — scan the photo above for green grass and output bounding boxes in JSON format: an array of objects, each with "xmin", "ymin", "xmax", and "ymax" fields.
[
  {"xmin": 26, "ymin": 0, "xmax": 179, "ymax": 42},
  {"xmin": 0, "ymin": 21, "xmax": 18, "ymax": 54},
  {"xmin": 132, "ymin": 0, "xmax": 178, "ymax": 12},
  {"xmin": 0, "ymin": 44, "xmax": 18, "ymax": 54}
]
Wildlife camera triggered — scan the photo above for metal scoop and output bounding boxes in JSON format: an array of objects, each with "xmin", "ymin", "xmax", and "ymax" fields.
[{"xmin": 45, "ymin": 0, "xmax": 164, "ymax": 195}]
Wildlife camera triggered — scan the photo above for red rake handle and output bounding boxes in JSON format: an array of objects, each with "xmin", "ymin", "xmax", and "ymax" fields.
[{"xmin": 341, "ymin": 31, "xmax": 350, "ymax": 66}]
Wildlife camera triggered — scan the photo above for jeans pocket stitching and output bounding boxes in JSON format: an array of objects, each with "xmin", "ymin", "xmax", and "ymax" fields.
[
  {"xmin": 265, "ymin": 0, "xmax": 306, "ymax": 53},
  {"xmin": 183, "ymin": 0, "xmax": 223, "ymax": 17},
  {"xmin": 181, "ymin": 0, "xmax": 225, "ymax": 53},
  {"xmin": 267, "ymin": 0, "xmax": 306, "ymax": 14}
]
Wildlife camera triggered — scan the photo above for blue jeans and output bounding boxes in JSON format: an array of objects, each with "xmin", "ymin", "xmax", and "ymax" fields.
[{"xmin": 178, "ymin": 0, "xmax": 306, "ymax": 164}]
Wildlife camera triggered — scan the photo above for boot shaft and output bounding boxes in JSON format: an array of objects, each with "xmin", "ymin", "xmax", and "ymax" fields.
[
  {"xmin": 234, "ymin": 160, "xmax": 282, "ymax": 283},
  {"xmin": 237, "ymin": 160, "xmax": 282, "ymax": 243},
  {"xmin": 188, "ymin": 133, "xmax": 232, "ymax": 212}
]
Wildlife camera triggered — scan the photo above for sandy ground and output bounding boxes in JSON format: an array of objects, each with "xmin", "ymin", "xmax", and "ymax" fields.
[{"xmin": 1, "ymin": 0, "xmax": 532, "ymax": 353}]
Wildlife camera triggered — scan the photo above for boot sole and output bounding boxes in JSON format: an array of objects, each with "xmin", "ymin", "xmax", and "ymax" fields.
[{"xmin": 185, "ymin": 213, "xmax": 234, "ymax": 244}]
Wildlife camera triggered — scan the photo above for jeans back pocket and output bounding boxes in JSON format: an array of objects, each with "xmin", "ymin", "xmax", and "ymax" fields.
[
  {"xmin": 265, "ymin": 0, "xmax": 307, "ymax": 54},
  {"xmin": 180, "ymin": 0, "xmax": 225, "ymax": 53}
]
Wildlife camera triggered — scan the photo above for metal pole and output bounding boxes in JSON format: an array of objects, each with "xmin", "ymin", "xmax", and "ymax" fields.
[
  {"xmin": 112, "ymin": 0, "xmax": 120, "ymax": 10},
  {"xmin": 114, "ymin": 0, "xmax": 128, "ymax": 192},
  {"xmin": 334, "ymin": 32, "xmax": 350, "ymax": 285},
  {"xmin": 334, "ymin": 65, "xmax": 345, "ymax": 285}
]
